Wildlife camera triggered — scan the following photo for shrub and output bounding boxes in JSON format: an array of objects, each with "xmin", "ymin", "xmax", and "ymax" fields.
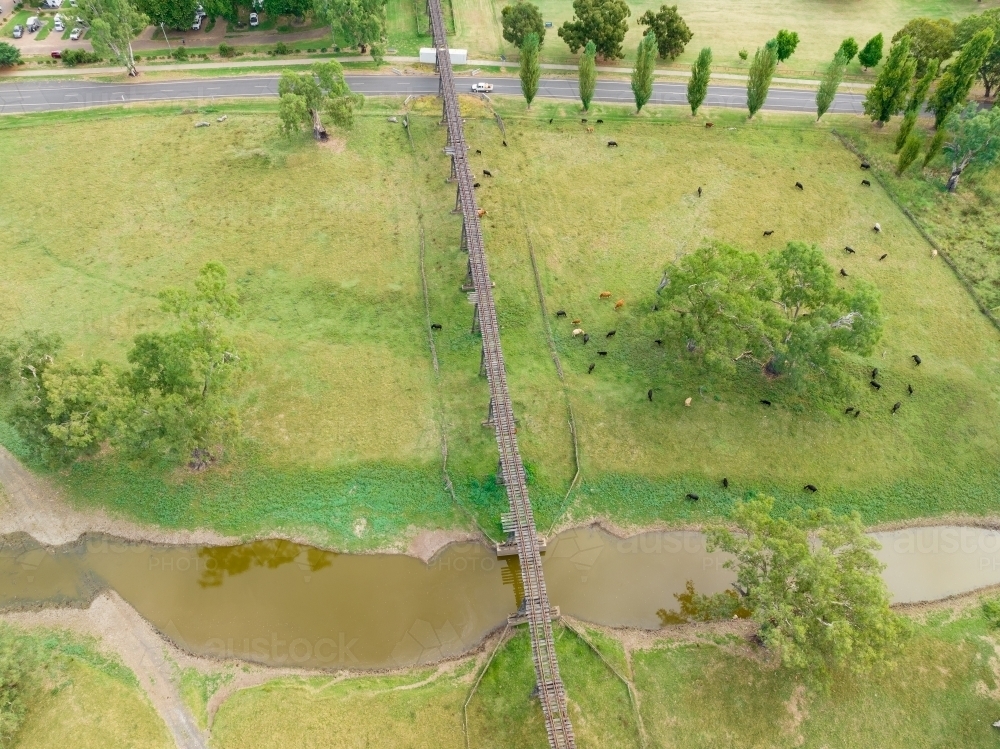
[
  {"xmin": 172, "ymin": 46, "xmax": 189, "ymax": 61},
  {"xmin": 738, "ymin": 48, "xmax": 748, "ymax": 61},
  {"xmin": 274, "ymin": 42, "xmax": 291, "ymax": 55},
  {"xmin": 320, "ymin": 47, "xmax": 327, "ymax": 53},
  {"xmin": 219, "ymin": 43, "xmax": 235, "ymax": 57},
  {"xmin": 61, "ymin": 49, "xmax": 101, "ymax": 66},
  {"xmin": 897, "ymin": 133, "xmax": 922, "ymax": 174},
  {"xmin": 983, "ymin": 596, "xmax": 1000, "ymax": 628}
]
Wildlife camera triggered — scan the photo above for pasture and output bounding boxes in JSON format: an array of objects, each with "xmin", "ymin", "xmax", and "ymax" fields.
[{"xmin": 1, "ymin": 99, "xmax": 999, "ymax": 543}]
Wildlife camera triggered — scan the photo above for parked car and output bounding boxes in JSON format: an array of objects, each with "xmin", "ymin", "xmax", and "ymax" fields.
[
  {"xmin": 471, "ymin": 82, "xmax": 493, "ymax": 93},
  {"xmin": 249, "ymin": 11, "xmax": 258, "ymax": 26},
  {"xmin": 26, "ymin": 16, "xmax": 41, "ymax": 32},
  {"xmin": 43, "ymin": 0, "xmax": 63, "ymax": 8},
  {"xmin": 191, "ymin": 14, "xmax": 202, "ymax": 29},
  {"xmin": 69, "ymin": 26, "xmax": 81, "ymax": 39},
  {"xmin": 53, "ymin": 14, "xmax": 64, "ymax": 31},
  {"xmin": 50, "ymin": 49, "xmax": 61, "ymax": 58},
  {"xmin": 12, "ymin": 24, "xmax": 23, "ymax": 38}
]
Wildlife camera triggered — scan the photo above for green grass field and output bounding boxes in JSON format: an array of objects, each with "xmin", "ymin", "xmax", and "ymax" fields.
[
  {"xmin": 2, "ymin": 99, "xmax": 999, "ymax": 544},
  {"xmin": 206, "ymin": 603, "xmax": 1000, "ymax": 748},
  {"xmin": 389, "ymin": 0, "xmax": 1000, "ymax": 75}
]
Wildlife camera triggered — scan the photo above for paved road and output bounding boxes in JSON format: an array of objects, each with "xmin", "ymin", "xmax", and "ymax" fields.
[{"xmin": 0, "ymin": 74, "xmax": 865, "ymax": 115}]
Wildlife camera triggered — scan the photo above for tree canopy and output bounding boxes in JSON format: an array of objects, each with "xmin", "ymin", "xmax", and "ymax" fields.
[
  {"xmin": 657, "ymin": 241, "xmax": 882, "ymax": 381},
  {"xmin": 278, "ymin": 61, "xmax": 363, "ymax": 137},
  {"xmin": 930, "ymin": 28, "xmax": 995, "ymax": 127},
  {"xmin": 501, "ymin": 1, "xmax": 545, "ymax": 48},
  {"xmin": 578, "ymin": 40, "xmax": 597, "ymax": 110},
  {"xmin": 942, "ymin": 102, "xmax": 1000, "ymax": 192},
  {"xmin": 78, "ymin": 0, "xmax": 148, "ymax": 76},
  {"xmin": 315, "ymin": 0, "xmax": 388, "ymax": 62},
  {"xmin": 774, "ymin": 29, "xmax": 800, "ymax": 63},
  {"xmin": 519, "ymin": 32, "xmax": 541, "ymax": 107},
  {"xmin": 637, "ymin": 4, "xmax": 692, "ymax": 61},
  {"xmin": 558, "ymin": 0, "xmax": 631, "ymax": 60},
  {"xmin": 858, "ymin": 33, "xmax": 883, "ymax": 70},
  {"xmin": 956, "ymin": 9, "xmax": 1000, "ymax": 99},
  {"xmin": 134, "ymin": 0, "xmax": 194, "ymax": 29},
  {"xmin": 863, "ymin": 35, "xmax": 916, "ymax": 126},
  {"xmin": 0, "ymin": 42, "xmax": 21, "ymax": 68},
  {"xmin": 746, "ymin": 40, "xmax": 778, "ymax": 118},
  {"xmin": 838, "ymin": 37, "xmax": 859, "ymax": 64},
  {"xmin": 816, "ymin": 49, "xmax": 848, "ymax": 120},
  {"xmin": 631, "ymin": 30, "xmax": 657, "ymax": 111},
  {"xmin": 706, "ymin": 497, "xmax": 909, "ymax": 683},
  {"xmin": 687, "ymin": 46, "xmax": 712, "ymax": 115},
  {"xmin": 892, "ymin": 17, "xmax": 955, "ymax": 76}
]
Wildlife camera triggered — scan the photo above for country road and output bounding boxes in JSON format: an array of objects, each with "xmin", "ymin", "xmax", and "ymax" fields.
[{"xmin": 0, "ymin": 74, "xmax": 865, "ymax": 115}]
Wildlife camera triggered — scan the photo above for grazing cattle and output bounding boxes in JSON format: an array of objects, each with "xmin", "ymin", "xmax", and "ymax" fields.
[
  {"xmin": 582, "ymin": 118, "xmax": 588, "ymax": 123},
  {"xmin": 483, "ymin": 169, "xmax": 492, "ymax": 177},
  {"xmin": 648, "ymin": 389, "xmax": 653, "ymax": 401},
  {"xmin": 698, "ymin": 187, "xmax": 703, "ymax": 197},
  {"xmin": 908, "ymin": 384, "xmax": 913, "ymax": 395},
  {"xmin": 845, "ymin": 406, "xmax": 855, "ymax": 414},
  {"xmin": 845, "ymin": 246, "xmax": 855, "ymax": 254},
  {"xmin": 583, "ymin": 333, "xmax": 590, "ymax": 344},
  {"xmin": 804, "ymin": 484, "xmax": 818, "ymax": 493},
  {"xmin": 862, "ymin": 179, "xmax": 871, "ymax": 187},
  {"xmin": 684, "ymin": 397, "xmax": 692, "ymax": 406},
  {"xmin": 840, "ymin": 268, "xmax": 849, "ymax": 277},
  {"xmin": 615, "ymin": 299, "xmax": 625, "ymax": 309},
  {"xmin": 598, "ymin": 350, "xmax": 608, "ymax": 356},
  {"xmin": 502, "ymin": 140, "xmax": 507, "ymax": 147},
  {"xmin": 763, "ymin": 230, "xmax": 774, "ymax": 237},
  {"xmin": 572, "ymin": 328, "xmax": 584, "ymax": 336},
  {"xmin": 597, "ymin": 119, "xmax": 604, "ymax": 124},
  {"xmin": 607, "ymin": 141, "xmax": 618, "ymax": 147},
  {"xmin": 931, "ymin": 249, "xmax": 938, "ymax": 257},
  {"xmin": 722, "ymin": 477, "xmax": 729, "ymax": 488},
  {"xmin": 705, "ymin": 122, "xmax": 714, "ymax": 128},
  {"xmin": 912, "ymin": 354, "xmax": 922, "ymax": 365},
  {"xmin": 892, "ymin": 401, "xmax": 902, "ymax": 414},
  {"xmin": 855, "ymin": 409, "xmax": 861, "ymax": 418},
  {"xmin": 556, "ymin": 310, "xmax": 567, "ymax": 317},
  {"xmin": 572, "ymin": 318, "xmax": 581, "ymax": 324},
  {"xmin": 477, "ymin": 209, "xmax": 487, "ymax": 217},
  {"xmin": 870, "ymin": 380, "xmax": 881, "ymax": 390},
  {"xmin": 475, "ymin": 149, "xmax": 482, "ymax": 155},
  {"xmin": 548, "ymin": 119, "xmax": 553, "ymax": 124},
  {"xmin": 872, "ymin": 367, "xmax": 878, "ymax": 379},
  {"xmin": 861, "ymin": 161, "xmax": 871, "ymax": 169},
  {"xmin": 474, "ymin": 182, "xmax": 481, "ymax": 188},
  {"xmin": 654, "ymin": 339, "xmax": 663, "ymax": 345},
  {"xmin": 600, "ymin": 291, "xmax": 612, "ymax": 299},
  {"xmin": 588, "ymin": 363, "xmax": 595, "ymax": 373},
  {"xmin": 879, "ymin": 253, "xmax": 888, "ymax": 261},
  {"xmin": 795, "ymin": 182, "xmax": 804, "ymax": 190},
  {"xmin": 607, "ymin": 330, "xmax": 616, "ymax": 337},
  {"xmin": 760, "ymin": 399, "xmax": 772, "ymax": 406},
  {"xmin": 686, "ymin": 493, "xmax": 700, "ymax": 501},
  {"xmin": 431, "ymin": 323, "xmax": 442, "ymax": 330},
  {"xmin": 873, "ymin": 222, "xmax": 881, "ymax": 232},
  {"xmin": 587, "ymin": 127, "xmax": 594, "ymax": 133}
]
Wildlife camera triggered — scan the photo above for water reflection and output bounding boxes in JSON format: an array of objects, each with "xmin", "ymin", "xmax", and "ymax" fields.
[{"xmin": 197, "ymin": 539, "xmax": 336, "ymax": 587}]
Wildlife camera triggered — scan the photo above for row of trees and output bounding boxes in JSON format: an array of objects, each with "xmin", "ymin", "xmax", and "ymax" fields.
[{"xmin": 0, "ymin": 264, "xmax": 243, "ymax": 467}]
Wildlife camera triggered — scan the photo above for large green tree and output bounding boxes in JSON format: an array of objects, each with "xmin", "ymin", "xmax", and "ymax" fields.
[
  {"xmin": 863, "ymin": 35, "xmax": 916, "ymax": 126},
  {"xmin": 501, "ymin": 1, "xmax": 545, "ymax": 48},
  {"xmin": 956, "ymin": 9, "xmax": 1000, "ymax": 99},
  {"xmin": 657, "ymin": 241, "xmax": 882, "ymax": 379},
  {"xmin": 0, "ymin": 42, "xmax": 21, "ymax": 67},
  {"xmin": 578, "ymin": 39, "xmax": 597, "ymax": 110},
  {"xmin": 816, "ymin": 49, "xmax": 848, "ymax": 120},
  {"xmin": 838, "ymin": 37, "xmax": 858, "ymax": 65},
  {"xmin": 78, "ymin": 0, "xmax": 148, "ymax": 76},
  {"xmin": 858, "ymin": 33, "xmax": 883, "ymax": 70},
  {"xmin": 687, "ymin": 46, "xmax": 712, "ymax": 115},
  {"xmin": 519, "ymin": 32, "xmax": 541, "ymax": 107},
  {"xmin": 315, "ymin": 0, "xmax": 388, "ymax": 62},
  {"xmin": 746, "ymin": 40, "xmax": 778, "ymax": 119},
  {"xmin": 774, "ymin": 29, "xmax": 799, "ymax": 63},
  {"xmin": 941, "ymin": 102, "xmax": 1000, "ymax": 192},
  {"xmin": 136, "ymin": 0, "xmax": 195, "ymax": 30},
  {"xmin": 637, "ymin": 4, "xmax": 691, "ymax": 61},
  {"xmin": 278, "ymin": 61, "xmax": 363, "ymax": 137},
  {"xmin": 907, "ymin": 58, "xmax": 939, "ymax": 113},
  {"xmin": 631, "ymin": 30, "xmax": 657, "ymax": 112},
  {"xmin": 929, "ymin": 28, "xmax": 995, "ymax": 127},
  {"xmin": 706, "ymin": 497, "xmax": 909, "ymax": 683},
  {"xmin": 558, "ymin": 0, "xmax": 631, "ymax": 60},
  {"xmin": 892, "ymin": 17, "xmax": 955, "ymax": 76}
]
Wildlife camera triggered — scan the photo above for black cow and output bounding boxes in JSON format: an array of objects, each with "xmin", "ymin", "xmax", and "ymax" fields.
[
  {"xmin": 763, "ymin": 230, "xmax": 774, "ymax": 236},
  {"xmin": 795, "ymin": 182, "xmax": 804, "ymax": 190},
  {"xmin": 607, "ymin": 141, "xmax": 618, "ymax": 147}
]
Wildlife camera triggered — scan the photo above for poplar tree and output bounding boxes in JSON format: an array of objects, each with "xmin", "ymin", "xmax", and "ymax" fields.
[
  {"xmin": 863, "ymin": 35, "xmax": 916, "ymax": 126},
  {"xmin": 687, "ymin": 46, "xmax": 712, "ymax": 115},
  {"xmin": 897, "ymin": 133, "xmax": 922, "ymax": 173},
  {"xmin": 930, "ymin": 29, "xmax": 995, "ymax": 127},
  {"xmin": 520, "ymin": 32, "xmax": 541, "ymax": 108},
  {"xmin": 579, "ymin": 40, "xmax": 597, "ymax": 110},
  {"xmin": 747, "ymin": 40, "xmax": 778, "ymax": 119},
  {"xmin": 632, "ymin": 31, "xmax": 657, "ymax": 112},
  {"xmin": 816, "ymin": 50, "xmax": 848, "ymax": 120}
]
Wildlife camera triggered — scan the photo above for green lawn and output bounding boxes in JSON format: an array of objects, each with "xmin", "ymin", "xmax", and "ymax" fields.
[
  {"xmin": 0, "ymin": 9, "xmax": 30, "ymax": 37},
  {"xmin": 388, "ymin": 0, "xmax": 1000, "ymax": 75},
  {"xmin": 2, "ymin": 99, "xmax": 999, "ymax": 544},
  {"xmin": 209, "ymin": 603, "xmax": 1000, "ymax": 748}
]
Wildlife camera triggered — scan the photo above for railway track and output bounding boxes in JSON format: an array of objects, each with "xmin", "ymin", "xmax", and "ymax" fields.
[{"xmin": 423, "ymin": 1, "xmax": 576, "ymax": 746}]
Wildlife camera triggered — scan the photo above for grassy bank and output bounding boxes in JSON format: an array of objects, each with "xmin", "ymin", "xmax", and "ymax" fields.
[
  {"xmin": 2, "ymin": 100, "xmax": 999, "ymax": 543},
  {"xmin": 208, "ymin": 602, "xmax": 1000, "ymax": 748}
]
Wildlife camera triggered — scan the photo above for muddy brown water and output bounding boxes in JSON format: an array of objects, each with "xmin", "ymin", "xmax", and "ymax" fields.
[{"xmin": 2, "ymin": 526, "xmax": 999, "ymax": 669}]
